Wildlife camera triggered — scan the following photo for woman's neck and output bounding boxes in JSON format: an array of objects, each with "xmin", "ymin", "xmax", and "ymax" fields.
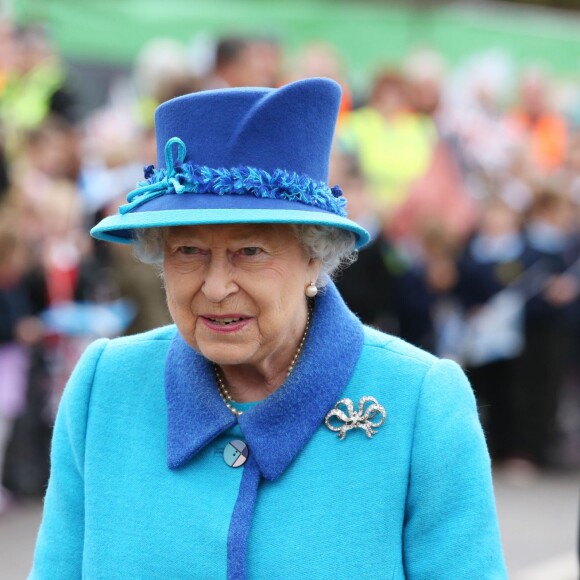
[
  {"xmin": 217, "ymin": 306, "xmax": 311, "ymax": 403},
  {"xmin": 218, "ymin": 363, "xmax": 288, "ymax": 403}
]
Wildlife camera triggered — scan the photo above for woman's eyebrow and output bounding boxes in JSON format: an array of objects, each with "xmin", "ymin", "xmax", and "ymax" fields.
[{"xmin": 168, "ymin": 233, "xmax": 270, "ymax": 245}]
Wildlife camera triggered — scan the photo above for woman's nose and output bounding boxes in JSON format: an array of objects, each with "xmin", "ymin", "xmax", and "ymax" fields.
[{"xmin": 201, "ymin": 257, "xmax": 238, "ymax": 303}]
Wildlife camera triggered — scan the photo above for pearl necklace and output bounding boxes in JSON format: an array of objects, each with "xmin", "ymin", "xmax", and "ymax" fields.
[{"xmin": 213, "ymin": 305, "xmax": 312, "ymax": 416}]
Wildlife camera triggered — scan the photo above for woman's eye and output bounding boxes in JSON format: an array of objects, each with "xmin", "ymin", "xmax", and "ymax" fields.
[
  {"xmin": 178, "ymin": 246, "xmax": 203, "ymax": 255},
  {"xmin": 239, "ymin": 247, "xmax": 262, "ymax": 257}
]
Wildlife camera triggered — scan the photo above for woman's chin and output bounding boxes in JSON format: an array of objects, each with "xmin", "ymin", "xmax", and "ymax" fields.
[{"xmin": 198, "ymin": 343, "xmax": 258, "ymax": 368}]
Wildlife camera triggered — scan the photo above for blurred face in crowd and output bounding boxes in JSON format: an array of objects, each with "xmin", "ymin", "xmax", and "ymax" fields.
[
  {"xmin": 220, "ymin": 41, "xmax": 280, "ymax": 88},
  {"xmin": 248, "ymin": 40, "xmax": 280, "ymax": 87},
  {"xmin": 0, "ymin": 217, "xmax": 28, "ymax": 284},
  {"xmin": 25, "ymin": 121, "xmax": 81, "ymax": 180},
  {"xmin": 520, "ymin": 76, "xmax": 548, "ymax": 118},
  {"xmin": 298, "ymin": 43, "xmax": 342, "ymax": 80},
  {"xmin": 0, "ymin": 20, "xmax": 17, "ymax": 73},
  {"xmin": 371, "ymin": 73, "xmax": 409, "ymax": 117},
  {"xmin": 13, "ymin": 27, "xmax": 55, "ymax": 75},
  {"xmin": 480, "ymin": 200, "xmax": 520, "ymax": 238},
  {"xmin": 535, "ymin": 195, "xmax": 574, "ymax": 232},
  {"xmin": 410, "ymin": 77, "xmax": 440, "ymax": 117}
]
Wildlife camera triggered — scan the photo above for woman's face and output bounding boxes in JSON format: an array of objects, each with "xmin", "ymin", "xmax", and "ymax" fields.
[{"xmin": 163, "ymin": 223, "xmax": 320, "ymax": 372}]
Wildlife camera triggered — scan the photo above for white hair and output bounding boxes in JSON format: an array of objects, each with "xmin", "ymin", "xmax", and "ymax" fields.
[{"xmin": 132, "ymin": 224, "xmax": 357, "ymax": 286}]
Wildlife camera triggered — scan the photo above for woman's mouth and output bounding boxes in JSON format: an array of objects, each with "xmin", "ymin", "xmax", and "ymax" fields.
[
  {"xmin": 208, "ymin": 317, "xmax": 244, "ymax": 326},
  {"xmin": 201, "ymin": 315, "xmax": 251, "ymax": 333}
]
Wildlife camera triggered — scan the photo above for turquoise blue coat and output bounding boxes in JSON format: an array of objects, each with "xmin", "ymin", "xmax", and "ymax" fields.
[{"xmin": 30, "ymin": 282, "xmax": 506, "ymax": 579}]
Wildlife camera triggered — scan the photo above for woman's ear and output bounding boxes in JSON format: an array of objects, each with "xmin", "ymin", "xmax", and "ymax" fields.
[{"xmin": 307, "ymin": 257, "xmax": 322, "ymax": 285}]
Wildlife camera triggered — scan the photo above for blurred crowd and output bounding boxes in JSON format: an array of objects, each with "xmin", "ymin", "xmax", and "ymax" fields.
[{"xmin": 1, "ymin": 20, "xmax": 580, "ymax": 512}]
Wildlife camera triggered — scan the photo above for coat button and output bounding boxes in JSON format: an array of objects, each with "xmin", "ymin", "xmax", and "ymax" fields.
[{"xmin": 223, "ymin": 440, "xmax": 249, "ymax": 467}]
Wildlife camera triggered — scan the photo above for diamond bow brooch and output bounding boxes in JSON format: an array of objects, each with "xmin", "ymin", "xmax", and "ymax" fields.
[{"xmin": 325, "ymin": 396, "xmax": 386, "ymax": 440}]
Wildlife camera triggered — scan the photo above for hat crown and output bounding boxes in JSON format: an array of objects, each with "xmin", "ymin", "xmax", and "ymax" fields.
[
  {"xmin": 154, "ymin": 78, "xmax": 342, "ymax": 183},
  {"xmin": 89, "ymin": 78, "xmax": 371, "ymax": 250}
]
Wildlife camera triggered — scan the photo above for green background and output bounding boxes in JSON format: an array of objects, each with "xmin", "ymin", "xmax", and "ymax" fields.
[{"xmin": 13, "ymin": 0, "xmax": 580, "ymax": 80}]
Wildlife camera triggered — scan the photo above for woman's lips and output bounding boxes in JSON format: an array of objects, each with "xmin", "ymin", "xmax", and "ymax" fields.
[{"xmin": 200, "ymin": 315, "xmax": 252, "ymax": 333}]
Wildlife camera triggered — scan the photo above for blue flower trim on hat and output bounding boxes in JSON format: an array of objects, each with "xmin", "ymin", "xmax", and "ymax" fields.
[{"xmin": 119, "ymin": 137, "xmax": 347, "ymax": 217}]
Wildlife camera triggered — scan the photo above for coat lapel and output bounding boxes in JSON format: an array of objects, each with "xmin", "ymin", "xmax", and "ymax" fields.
[{"xmin": 165, "ymin": 280, "xmax": 364, "ymax": 479}]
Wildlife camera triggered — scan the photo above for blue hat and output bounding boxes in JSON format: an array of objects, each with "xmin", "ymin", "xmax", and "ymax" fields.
[{"xmin": 90, "ymin": 78, "xmax": 370, "ymax": 248}]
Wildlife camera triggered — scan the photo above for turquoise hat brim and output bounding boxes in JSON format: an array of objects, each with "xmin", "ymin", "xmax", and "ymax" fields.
[{"xmin": 91, "ymin": 208, "xmax": 371, "ymax": 249}]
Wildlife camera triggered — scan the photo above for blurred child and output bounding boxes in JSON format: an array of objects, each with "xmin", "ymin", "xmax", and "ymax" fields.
[
  {"xmin": 395, "ymin": 221, "xmax": 459, "ymax": 353},
  {"xmin": 512, "ymin": 186, "xmax": 580, "ymax": 467},
  {"xmin": 0, "ymin": 205, "xmax": 43, "ymax": 513},
  {"xmin": 455, "ymin": 196, "xmax": 526, "ymax": 462}
]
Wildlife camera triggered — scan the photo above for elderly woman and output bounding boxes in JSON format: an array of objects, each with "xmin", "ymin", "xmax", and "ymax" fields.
[{"xmin": 30, "ymin": 79, "xmax": 506, "ymax": 579}]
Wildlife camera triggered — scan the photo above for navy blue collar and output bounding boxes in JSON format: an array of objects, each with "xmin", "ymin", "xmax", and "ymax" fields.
[{"xmin": 165, "ymin": 281, "xmax": 364, "ymax": 481}]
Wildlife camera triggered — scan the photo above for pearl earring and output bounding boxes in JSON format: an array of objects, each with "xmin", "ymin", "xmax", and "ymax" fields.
[{"xmin": 305, "ymin": 281, "xmax": 318, "ymax": 298}]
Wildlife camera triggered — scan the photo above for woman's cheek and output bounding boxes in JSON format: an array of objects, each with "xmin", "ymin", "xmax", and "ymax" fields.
[{"xmin": 164, "ymin": 283, "xmax": 188, "ymax": 319}]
